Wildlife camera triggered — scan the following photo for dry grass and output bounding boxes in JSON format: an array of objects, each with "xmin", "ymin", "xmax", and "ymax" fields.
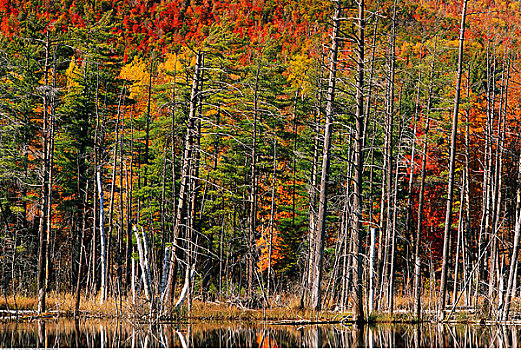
[
  {"xmin": 0, "ymin": 292, "xmax": 136, "ymax": 318},
  {"xmin": 2, "ymin": 291, "xmax": 518, "ymax": 322},
  {"xmin": 0, "ymin": 294, "xmax": 39, "ymax": 311},
  {"xmin": 188, "ymin": 299, "xmax": 347, "ymax": 321},
  {"xmin": 0, "ymin": 292, "xmax": 348, "ymax": 321}
]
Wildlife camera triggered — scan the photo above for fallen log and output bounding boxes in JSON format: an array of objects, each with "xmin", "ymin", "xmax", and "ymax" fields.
[{"xmin": 270, "ymin": 319, "xmax": 343, "ymax": 326}]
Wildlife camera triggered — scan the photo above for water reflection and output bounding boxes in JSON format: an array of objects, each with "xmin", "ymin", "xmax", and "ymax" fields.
[{"xmin": 1, "ymin": 319, "xmax": 521, "ymax": 347}]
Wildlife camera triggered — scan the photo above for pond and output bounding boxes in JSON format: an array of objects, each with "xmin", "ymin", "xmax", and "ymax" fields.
[{"xmin": 0, "ymin": 318, "xmax": 520, "ymax": 348}]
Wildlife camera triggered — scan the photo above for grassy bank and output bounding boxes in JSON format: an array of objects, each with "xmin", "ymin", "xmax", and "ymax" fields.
[
  {"xmin": 0, "ymin": 293, "xmax": 348, "ymax": 321},
  {"xmin": 0, "ymin": 292, "xmax": 132, "ymax": 318},
  {"xmin": 0, "ymin": 292, "xmax": 510, "ymax": 324}
]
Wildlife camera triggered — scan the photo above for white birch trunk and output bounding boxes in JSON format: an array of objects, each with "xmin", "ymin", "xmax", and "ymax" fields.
[
  {"xmin": 175, "ymin": 265, "xmax": 195, "ymax": 309},
  {"xmin": 369, "ymin": 227, "xmax": 376, "ymax": 314},
  {"xmin": 97, "ymin": 171, "xmax": 107, "ymax": 304},
  {"xmin": 133, "ymin": 225, "xmax": 153, "ymax": 301},
  {"xmin": 159, "ymin": 246, "xmax": 172, "ymax": 310},
  {"xmin": 131, "ymin": 256, "xmax": 136, "ymax": 304},
  {"xmin": 176, "ymin": 330, "xmax": 188, "ymax": 349}
]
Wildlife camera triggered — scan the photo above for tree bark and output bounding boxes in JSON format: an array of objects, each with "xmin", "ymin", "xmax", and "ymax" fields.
[
  {"xmin": 414, "ymin": 36, "xmax": 437, "ymax": 320},
  {"xmin": 37, "ymin": 31, "xmax": 51, "ymax": 315},
  {"xmin": 305, "ymin": 49, "xmax": 325, "ymax": 306},
  {"xmin": 310, "ymin": 0, "xmax": 341, "ymax": 311},
  {"xmin": 267, "ymin": 138, "xmax": 277, "ymax": 296},
  {"xmin": 248, "ymin": 52, "xmax": 261, "ymax": 299},
  {"xmin": 163, "ymin": 51, "xmax": 203, "ymax": 310},
  {"xmin": 97, "ymin": 172, "xmax": 107, "ymax": 304},
  {"xmin": 439, "ymin": 0, "xmax": 468, "ymax": 321},
  {"xmin": 368, "ymin": 227, "xmax": 376, "ymax": 314},
  {"xmin": 351, "ymin": 0, "xmax": 366, "ymax": 324},
  {"xmin": 135, "ymin": 226, "xmax": 153, "ymax": 302},
  {"xmin": 501, "ymin": 55, "xmax": 517, "ymax": 322}
]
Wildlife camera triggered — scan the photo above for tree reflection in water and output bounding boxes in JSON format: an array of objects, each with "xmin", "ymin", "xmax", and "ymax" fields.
[{"xmin": 1, "ymin": 319, "xmax": 521, "ymax": 347}]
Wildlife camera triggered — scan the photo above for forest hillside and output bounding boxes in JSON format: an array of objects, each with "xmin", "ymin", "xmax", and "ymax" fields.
[{"xmin": 1, "ymin": 0, "xmax": 521, "ymax": 322}]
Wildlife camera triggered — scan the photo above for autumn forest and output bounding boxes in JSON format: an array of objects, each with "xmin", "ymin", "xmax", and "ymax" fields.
[{"xmin": 1, "ymin": 0, "xmax": 521, "ymax": 324}]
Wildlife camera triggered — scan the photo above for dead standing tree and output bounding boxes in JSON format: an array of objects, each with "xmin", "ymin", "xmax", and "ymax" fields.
[
  {"xmin": 162, "ymin": 51, "xmax": 203, "ymax": 314},
  {"xmin": 310, "ymin": 0, "xmax": 342, "ymax": 312},
  {"xmin": 38, "ymin": 32, "xmax": 57, "ymax": 315},
  {"xmin": 309, "ymin": 0, "xmax": 366, "ymax": 324},
  {"xmin": 350, "ymin": 0, "xmax": 366, "ymax": 325},
  {"xmin": 439, "ymin": 0, "xmax": 468, "ymax": 321},
  {"xmin": 414, "ymin": 36, "xmax": 437, "ymax": 320}
]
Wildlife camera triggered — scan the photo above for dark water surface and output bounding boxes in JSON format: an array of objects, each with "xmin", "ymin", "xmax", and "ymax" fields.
[{"xmin": 0, "ymin": 318, "xmax": 519, "ymax": 348}]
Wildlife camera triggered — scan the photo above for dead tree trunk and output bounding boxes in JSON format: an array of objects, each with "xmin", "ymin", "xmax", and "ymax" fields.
[
  {"xmin": 386, "ymin": 0, "xmax": 398, "ymax": 315},
  {"xmin": 377, "ymin": 0, "xmax": 397, "ymax": 308},
  {"xmin": 501, "ymin": 54, "xmax": 517, "ymax": 322},
  {"xmin": 305, "ymin": 49, "xmax": 325, "ymax": 307},
  {"xmin": 163, "ymin": 51, "xmax": 203, "ymax": 311},
  {"xmin": 310, "ymin": 0, "xmax": 341, "ymax": 311},
  {"xmin": 134, "ymin": 225, "xmax": 153, "ymax": 301},
  {"xmin": 37, "ymin": 31, "xmax": 52, "ymax": 315},
  {"xmin": 97, "ymin": 172, "xmax": 107, "ymax": 304},
  {"xmin": 439, "ymin": 0, "xmax": 468, "ymax": 321},
  {"xmin": 267, "ymin": 138, "xmax": 277, "ymax": 296},
  {"xmin": 74, "ymin": 181, "xmax": 88, "ymax": 318},
  {"xmin": 351, "ymin": 0, "xmax": 366, "ymax": 324},
  {"xmin": 406, "ymin": 41, "xmax": 424, "ymax": 300},
  {"xmin": 368, "ymin": 227, "xmax": 376, "ymax": 314},
  {"xmin": 414, "ymin": 36, "xmax": 437, "ymax": 320},
  {"xmin": 248, "ymin": 51, "xmax": 262, "ymax": 299}
]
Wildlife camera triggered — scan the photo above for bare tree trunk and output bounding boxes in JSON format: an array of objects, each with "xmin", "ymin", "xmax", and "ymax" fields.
[
  {"xmin": 267, "ymin": 138, "xmax": 277, "ymax": 296},
  {"xmin": 493, "ymin": 51, "xmax": 509, "ymax": 319},
  {"xmin": 175, "ymin": 265, "xmax": 195, "ymax": 309},
  {"xmin": 339, "ymin": 133, "xmax": 354, "ymax": 311},
  {"xmin": 97, "ymin": 172, "xmax": 107, "ymax": 304},
  {"xmin": 37, "ymin": 31, "xmax": 52, "ymax": 315},
  {"xmin": 131, "ymin": 255, "xmax": 136, "ymax": 303},
  {"xmin": 305, "ymin": 49, "xmax": 325, "ymax": 307},
  {"xmin": 406, "ymin": 41, "xmax": 424, "ymax": 304},
  {"xmin": 106, "ymin": 86, "xmax": 125, "ymax": 300},
  {"xmin": 126, "ymin": 109, "xmax": 135, "ymax": 296},
  {"xmin": 439, "ymin": 0, "xmax": 468, "ymax": 321},
  {"xmin": 186, "ymin": 53, "xmax": 205, "ymax": 312},
  {"xmin": 452, "ymin": 175, "xmax": 466, "ymax": 306},
  {"xmin": 351, "ymin": 0, "xmax": 366, "ymax": 324},
  {"xmin": 368, "ymin": 227, "xmax": 376, "ymax": 314},
  {"xmin": 389, "ymin": 113, "xmax": 403, "ymax": 315},
  {"xmin": 134, "ymin": 226, "xmax": 153, "ymax": 302},
  {"xmin": 119, "ymin": 102, "xmax": 127, "ymax": 294},
  {"xmin": 479, "ymin": 40, "xmax": 493, "ymax": 311},
  {"xmin": 159, "ymin": 246, "xmax": 172, "ymax": 310},
  {"xmin": 487, "ymin": 44, "xmax": 498, "ymax": 307},
  {"xmin": 363, "ymin": 3, "xmax": 380, "ymax": 311},
  {"xmin": 89, "ymin": 65, "xmax": 102, "ymax": 298},
  {"xmin": 163, "ymin": 51, "xmax": 203, "ymax": 309},
  {"xmin": 501, "ymin": 56, "xmax": 517, "ymax": 322},
  {"xmin": 378, "ymin": 0, "xmax": 397, "ymax": 307},
  {"xmin": 248, "ymin": 52, "xmax": 262, "ymax": 299},
  {"xmin": 414, "ymin": 36, "xmax": 437, "ymax": 320},
  {"xmin": 463, "ymin": 63, "xmax": 472, "ymax": 307},
  {"xmin": 310, "ymin": 0, "xmax": 341, "ymax": 311},
  {"xmin": 74, "ymin": 182, "xmax": 88, "ymax": 318}
]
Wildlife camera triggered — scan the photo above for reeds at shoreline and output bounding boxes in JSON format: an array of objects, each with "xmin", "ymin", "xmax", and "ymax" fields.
[{"xmin": 2, "ymin": 292, "xmax": 516, "ymax": 324}]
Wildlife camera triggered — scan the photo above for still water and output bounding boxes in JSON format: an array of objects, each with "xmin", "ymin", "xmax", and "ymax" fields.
[{"xmin": 0, "ymin": 318, "xmax": 519, "ymax": 348}]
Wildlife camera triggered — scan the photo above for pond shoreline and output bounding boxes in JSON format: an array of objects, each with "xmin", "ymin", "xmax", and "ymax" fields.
[
  {"xmin": 3, "ymin": 292, "xmax": 520, "ymax": 325},
  {"xmin": 1, "ymin": 305, "xmax": 516, "ymax": 326}
]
